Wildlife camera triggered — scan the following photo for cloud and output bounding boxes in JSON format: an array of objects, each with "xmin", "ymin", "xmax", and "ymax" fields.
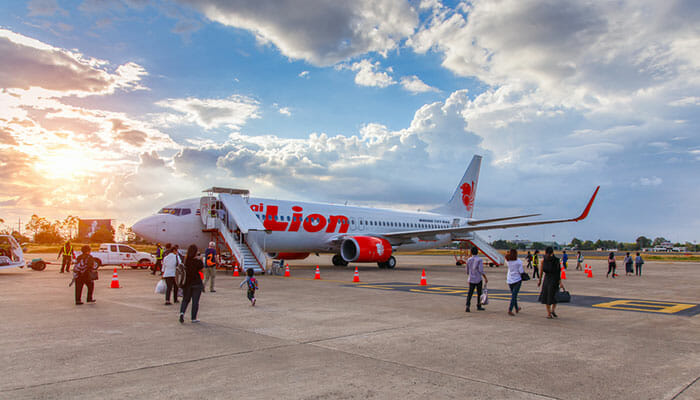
[
  {"xmin": 639, "ymin": 176, "xmax": 663, "ymax": 186},
  {"xmin": 27, "ymin": 0, "xmax": 68, "ymax": 16},
  {"xmin": 278, "ymin": 107, "xmax": 291, "ymax": 116},
  {"xmin": 298, "ymin": 71, "xmax": 309, "ymax": 78},
  {"xmin": 343, "ymin": 59, "xmax": 396, "ymax": 88},
  {"xmin": 400, "ymin": 75, "xmax": 439, "ymax": 93},
  {"xmin": 155, "ymin": 95, "xmax": 261, "ymax": 130},
  {"xmin": 176, "ymin": 0, "xmax": 418, "ymax": 66},
  {"xmin": 0, "ymin": 29, "xmax": 147, "ymax": 97}
]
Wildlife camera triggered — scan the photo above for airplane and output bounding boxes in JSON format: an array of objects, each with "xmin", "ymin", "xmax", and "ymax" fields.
[{"xmin": 131, "ymin": 155, "xmax": 599, "ymax": 270}]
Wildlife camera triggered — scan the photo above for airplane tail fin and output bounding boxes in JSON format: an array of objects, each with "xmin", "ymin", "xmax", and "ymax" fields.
[{"xmin": 431, "ymin": 155, "xmax": 482, "ymax": 218}]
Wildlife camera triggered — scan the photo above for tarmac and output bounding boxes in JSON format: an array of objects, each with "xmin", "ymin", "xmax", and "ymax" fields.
[{"xmin": 1, "ymin": 254, "xmax": 699, "ymax": 399}]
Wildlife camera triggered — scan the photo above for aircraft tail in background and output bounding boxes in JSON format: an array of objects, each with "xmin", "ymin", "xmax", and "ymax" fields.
[{"xmin": 431, "ymin": 155, "xmax": 482, "ymax": 218}]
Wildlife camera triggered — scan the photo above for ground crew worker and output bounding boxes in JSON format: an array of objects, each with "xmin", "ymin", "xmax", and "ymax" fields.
[
  {"xmin": 152, "ymin": 243, "xmax": 164, "ymax": 275},
  {"xmin": 203, "ymin": 241, "xmax": 219, "ymax": 292},
  {"xmin": 57, "ymin": 241, "xmax": 75, "ymax": 273},
  {"xmin": 532, "ymin": 249, "xmax": 540, "ymax": 279}
]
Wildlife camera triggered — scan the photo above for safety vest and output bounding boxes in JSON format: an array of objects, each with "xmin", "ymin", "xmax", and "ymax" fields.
[
  {"xmin": 533, "ymin": 255, "xmax": 539, "ymax": 266},
  {"xmin": 156, "ymin": 247, "xmax": 163, "ymax": 260},
  {"xmin": 63, "ymin": 244, "xmax": 72, "ymax": 257}
]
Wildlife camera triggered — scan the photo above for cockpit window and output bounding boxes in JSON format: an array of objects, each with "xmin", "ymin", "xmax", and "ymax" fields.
[{"xmin": 158, "ymin": 208, "xmax": 192, "ymax": 216}]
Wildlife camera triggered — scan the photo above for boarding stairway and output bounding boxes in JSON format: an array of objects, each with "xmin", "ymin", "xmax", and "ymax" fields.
[{"xmin": 200, "ymin": 187, "xmax": 268, "ymax": 273}]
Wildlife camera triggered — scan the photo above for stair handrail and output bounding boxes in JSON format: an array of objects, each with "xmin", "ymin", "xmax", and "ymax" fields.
[
  {"xmin": 245, "ymin": 234, "xmax": 267, "ymax": 270},
  {"xmin": 218, "ymin": 221, "xmax": 244, "ymax": 268}
]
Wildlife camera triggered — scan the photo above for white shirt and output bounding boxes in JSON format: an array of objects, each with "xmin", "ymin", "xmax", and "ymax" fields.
[
  {"xmin": 162, "ymin": 252, "xmax": 180, "ymax": 278},
  {"xmin": 506, "ymin": 259, "xmax": 524, "ymax": 284}
]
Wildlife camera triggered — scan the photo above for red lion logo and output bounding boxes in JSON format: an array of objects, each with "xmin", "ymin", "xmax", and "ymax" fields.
[{"xmin": 461, "ymin": 181, "xmax": 475, "ymax": 212}]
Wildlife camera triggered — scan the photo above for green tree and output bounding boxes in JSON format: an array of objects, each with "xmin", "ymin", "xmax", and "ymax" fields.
[
  {"xmin": 652, "ymin": 237, "xmax": 667, "ymax": 246},
  {"xmin": 581, "ymin": 240, "xmax": 595, "ymax": 250},
  {"xmin": 570, "ymin": 238, "xmax": 583, "ymax": 249},
  {"xmin": 61, "ymin": 215, "xmax": 80, "ymax": 240},
  {"xmin": 635, "ymin": 236, "xmax": 651, "ymax": 250},
  {"xmin": 25, "ymin": 214, "xmax": 48, "ymax": 241},
  {"xmin": 33, "ymin": 220, "xmax": 63, "ymax": 243},
  {"xmin": 532, "ymin": 242, "xmax": 545, "ymax": 250},
  {"xmin": 11, "ymin": 231, "xmax": 30, "ymax": 244}
]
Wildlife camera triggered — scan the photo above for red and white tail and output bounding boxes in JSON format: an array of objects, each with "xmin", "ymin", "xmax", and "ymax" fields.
[{"xmin": 432, "ymin": 155, "xmax": 482, "ymax": 218}]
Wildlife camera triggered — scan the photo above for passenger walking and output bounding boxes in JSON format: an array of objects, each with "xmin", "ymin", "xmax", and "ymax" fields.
[
  {"xmin": 161, "ymin": 244, "xmax": 179, "ymax": 305},
  {"xmin": 562, "ymin": 250, "xmax": 568, "ymax": 270},
  {"xmin": 607, "ymin": 252, "xmax": 617, "ymax": 278},
  {"xmin": 538, "ymin": 247, "xmax": 564, "ymax": 318},
  {"xmin": 505, "ymin": 249, "xmax": 524, "ymax": 316},
  {"xmin": 239, "ymin": 268, "xmax": 259, "ymax": 306},
  {"xmin": 465, "ymin": 247, "xmax": 488, "ymax": 312},
  {"xmin": 624, "ymin": 252, "xmax": 634, "ymax": 276},
  {"xmin": 532, "ymin": 250, "xmax": 540, "ymax": 279},
  {"xmin": 576, "ymin": 251, "xmax": 584, "ymax": 270},
  {"xmin": 203, "ymin": 241, "xmax": 219, "ymax": 293},
  {"xmin": 152, "ymin": 243, "xmax": 164, "ymax": 275},
  {"xmin": 179, "ymin": 244, "xmax": 204, "ymax": 323},
  {"xmin": 57, "ymin": 240, "xmax": 75, "ymax": 273},
  {"xmin": 526, "ymin": 251, "xmax": 533, "ymax": 269},
  {"xmin": 72, "ymin": 245, "xmax": 97, "ymax": 305},
  {"xmin": 635, "ymin": 252, "xmax": 644, "ymax": 276}
]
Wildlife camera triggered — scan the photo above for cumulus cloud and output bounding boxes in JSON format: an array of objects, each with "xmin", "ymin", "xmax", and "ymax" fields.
[
  {"xmin": 155, "ymin": 95, "xmax": 261, "ymax": 130},
  {"xmin": 176, "ymin": 0, "xmax": 418, "ymax": 66},
  {"xmin": 278, "ymin": 107, "xmax": 291, "ymax": 116},
  {"xmin": 0, "ymin": 29, "xmax": 147, "ymax": 97},
  {"xmin": 343, "ymin": 59, "xmax": 396, "ymax": 88},
  {"xmin": 298, "ymin": 70, "xmax": 309, "ymax": 78},
  {"xmin": 400, "ymin": 75, "xmax": 439, "ymax": 93}
]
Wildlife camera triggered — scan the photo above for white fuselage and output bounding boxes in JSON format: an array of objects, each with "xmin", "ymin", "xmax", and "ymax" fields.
[{"xmin": 132, "ymin": 197, "xmax": 465, "ymax": 254}]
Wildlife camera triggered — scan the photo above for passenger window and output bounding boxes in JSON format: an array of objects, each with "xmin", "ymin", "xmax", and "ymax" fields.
[
  {"xmin": 110, "ymin": 245, "xmax": 117, "ymax": 252},
  {"xmin": 180, "ymin": 209, "xmax": 191, "ymax": 216},
  {"xmin": 119, "ymin": 245, "xmax": 136, "ymax": 253}
]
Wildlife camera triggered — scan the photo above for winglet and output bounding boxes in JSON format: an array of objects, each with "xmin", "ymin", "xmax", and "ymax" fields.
[{"xmin": 573, "ymin": 186, "xmax": 599, "ymax": 222}]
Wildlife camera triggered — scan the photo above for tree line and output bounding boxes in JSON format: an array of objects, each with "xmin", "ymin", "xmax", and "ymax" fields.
[
  {"xmin": 492, "ymin": 236, "xmax": 699, "ymax": 252},
  {"xmin": 0, "ymin": 215, "xmax": 145, "ymax": 244}
]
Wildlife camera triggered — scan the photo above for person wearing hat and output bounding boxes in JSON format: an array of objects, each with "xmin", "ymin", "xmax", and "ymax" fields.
[{"xmin": 203, "ymin": 241, "xmax": 220, "ymax": 292}]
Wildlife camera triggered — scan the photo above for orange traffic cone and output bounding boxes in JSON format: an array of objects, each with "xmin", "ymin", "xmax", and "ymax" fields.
[
  {"xmin": 233, "ymin": 264, "xmax": 239, "ymax": 277},
  {"xmin": 110, "ymin": 268, "xmax": 120, "ymax": 288},
  {"xmin": 419, "ymin": 269, "xmax": 427, "ymax": 286},
  {"xmin": 314, "ymin": 265, "xmax": 321, "ymax": 280},
  {"xmin": 587, "ymin": 268, "xmax": 593, "ymax": 278},
  {"xmin": 284, "ymin": 264, "xmax": 290, "ymax": 277},
  {"xmin": 560, "ymin": 266, "xmax": 567, "ymax": 280},
  {"xmin": 352, "ymin": 267, "xmax": 360, "ymax": 283}
]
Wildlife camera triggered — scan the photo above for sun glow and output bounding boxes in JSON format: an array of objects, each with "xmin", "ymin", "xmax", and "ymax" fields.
[{"xmin": 34, "ymin": 149, "xmax": 97, "ymax": 180}]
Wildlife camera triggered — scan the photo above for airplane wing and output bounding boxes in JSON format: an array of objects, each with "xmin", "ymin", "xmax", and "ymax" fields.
[
  {"xmin": 467, "ymin": 213, "xmax": 541, "ymax": 225},
  {"xmin": 382, "ymin": 186, "xmax": 599, "ymax": 241}
]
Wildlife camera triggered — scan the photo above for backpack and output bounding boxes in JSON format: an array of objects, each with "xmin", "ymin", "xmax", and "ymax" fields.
[
  {"xmin": 247, "ymin": 277, "xmax": 257, "ymax": 290},
  {"xmin": 175, "ymin": 258, "xmax": 186, "ymax": 288}
]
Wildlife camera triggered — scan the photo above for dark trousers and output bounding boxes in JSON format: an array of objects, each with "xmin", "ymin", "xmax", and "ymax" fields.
[
  {"xmin": 164, "ymin": 277, "xmax": 178, "ymax": 302},
  {"xmin": 607, "ymin": 264, "xmax": 616, "ymax": 277},
  {"xmin": 532, "ymin": 266, "xmax": 540, "ymax": 279},
  {"xmin": 635, "ymin": 264, "xmax": 642, "ymax": 276},
  {"xmin": 152, "ymin": 259, "xmax": 162, "ymax": 274},
  {"xmin": 466, "ymin": 281, "xmax": 483, "ymax": 308},
  {"xmin": 75, "ymin": 279, "xmax": 94, "ymax": 303},
  {"xmin": 180, "ymin": 283, "xmax": 203, "ymax": 320},
  {"xmin": 509, "ymin": 281, "xmax": 522, "ymax": 312},
  {"xmin": 61, "ymin": 256, "xmax": 72, "ymax": 273}
]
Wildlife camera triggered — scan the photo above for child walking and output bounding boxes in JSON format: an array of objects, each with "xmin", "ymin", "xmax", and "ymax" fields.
[{"xmin": 239, "ymin": 268, "xmax": 258, "ymax": 306}]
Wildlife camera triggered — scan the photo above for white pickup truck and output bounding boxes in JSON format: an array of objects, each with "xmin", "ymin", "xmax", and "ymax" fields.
[{"xmin": 92, "ymin": 243, "xmax": 154, "ymax": 268}]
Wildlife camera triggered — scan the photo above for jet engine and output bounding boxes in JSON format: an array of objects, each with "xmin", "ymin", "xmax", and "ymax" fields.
[
  {"xmin": 340, "ymin": 236, "xmax": 392, "ymax": 263},
  {"xmin": 268, "ymin": 252, "xmax": 310, "ymax": 260}
]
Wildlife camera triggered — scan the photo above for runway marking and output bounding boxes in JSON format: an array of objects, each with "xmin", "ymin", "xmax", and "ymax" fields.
[
  {"xmin": 347, "ymin": 282, "xmax": 700, "ymax": 316},
  {"xmin": 592, "ymin": 300, "xmax": 696, "ymax": 314}
]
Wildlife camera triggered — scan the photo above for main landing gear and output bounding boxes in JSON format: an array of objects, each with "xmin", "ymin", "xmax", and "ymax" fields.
[
  {"xmin": 378, "ymin": 256, "xmax": 396, "ymax": 269},
  {"xmin": 332, "ymin": 254, "xmax": 348, "ymax": 266}
]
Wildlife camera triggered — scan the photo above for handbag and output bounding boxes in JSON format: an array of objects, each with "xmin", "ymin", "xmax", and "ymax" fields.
[
  {"xmin": 555, "ymin": 288, "xmax": 571, "ymax": 303},
  {"xmin": 520, "ymin": 272, "xmax": 530, "ymax": 281},
  {"xmin": 480, "ymin": 285, "xmax": 489, "ymax": 305}
]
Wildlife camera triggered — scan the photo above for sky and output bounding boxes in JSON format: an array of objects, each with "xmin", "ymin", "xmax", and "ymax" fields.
[{"xmin": 0, "ymin": 0, "xmax": 699, "ymax": 244}]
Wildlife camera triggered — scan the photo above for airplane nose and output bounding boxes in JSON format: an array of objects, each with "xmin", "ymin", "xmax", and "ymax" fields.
[{"xmin": 132, "ymin": 217, "xmax": 158, "ymax": 242}]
